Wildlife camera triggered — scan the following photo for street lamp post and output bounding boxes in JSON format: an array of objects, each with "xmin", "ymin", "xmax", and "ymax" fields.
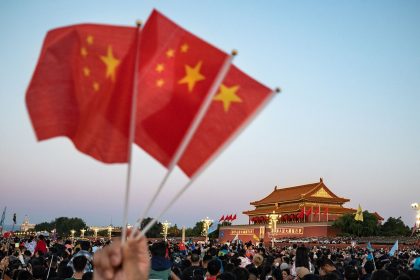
[
  {"xmin": 80, "ymin": 229, "xmax": 86, "ymax": 238},
  {"xmin": 107, "ymin": 226, "xmax": 112, "ymax": 239},
  {"xmin": 94, "ymin": 228, "xmax": 98, "ymax": 239},
  {"xmin": 201, "ymin": 217, "xmax": 213, "ymax": 243},
  {"xmin": 267, "ymin": 211, "xmax": 280, "ymax": 248},
  {"xmin": 161, "ymin": 221, "xmax": 171, "ymax": 241},
  {"xmin": 70, "ymin": 229, "xmax": 75, "ymax": 240},
  {"xmin": 411, "ymin": 203, "xmax": 419, "ymax": 235}
]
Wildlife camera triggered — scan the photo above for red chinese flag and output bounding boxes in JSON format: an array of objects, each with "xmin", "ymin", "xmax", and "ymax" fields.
[
  {"xmin": 226, "ymin": 214, "xmax": 232, "ymax": 221},
  {"xmin": 297, "ymin": 209, "xmax": 304, "ymax": 219},
  {"xmin": 232, "ymin": 214, "xmax": 237, "ymax": 221},
  {"xmin": 135, "ymin": 10, "xmax": 229, "ymax": 167},
  {"xmin": 178, "ymin": 65, "xmax": 273, "ymax": 177},
  {"xmin": 323, "ymin": 207, "xmax": 329, "ymax": 214},
  {"xmin": 305, "ymin": 207, "xmax": 312, "ymax": 216},
  {"xmin": 219, "ymin": 215, "xmax": 225, "ymax": 222},
  {"xmin": 313, "ymin": 206, "xmax": 320, "ymax": 215},
  {"xmin": 26, "ymin": 24, "xmax": 137, "ymax": 163}
]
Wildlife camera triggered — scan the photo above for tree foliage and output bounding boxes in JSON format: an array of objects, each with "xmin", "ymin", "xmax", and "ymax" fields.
[
  {"xmin": 34, "ymin": 222, "xmax": 53, "ymax": 232},
  {"xmin": 380, "ymin": 217, "xmax": 411, "ymax": 236},
  {"xmin": 168, "ymin": 224, "xmax": 181, "ymax": 237},
  {"xmin": 140, "ymin": 217, "xmax": 163, "ymax": 238},
  {"xmin": 334, "ymin": 212, "xmax": 412, "ymax": 237},
  {"xmin": 185, "ymin": 221, "xmax": 205, "ymax": 237},
  {"xmin": 333, "ymin": 211, "xmax": 379, "ymax": 236},
  {"xmin": 35, "ymin": 217, "xmax": 86, "ymax": 235}
]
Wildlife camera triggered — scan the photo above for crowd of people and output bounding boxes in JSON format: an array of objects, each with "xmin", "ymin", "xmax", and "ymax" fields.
[{"xmin": 0, "ymin": 233, "xmax": 419, "ymax": 280}]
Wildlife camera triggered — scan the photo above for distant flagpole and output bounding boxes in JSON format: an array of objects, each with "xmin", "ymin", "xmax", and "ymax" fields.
[
  {"xmin": 121, "ymin": 21, "xmax": 143, "ymax": 243},
  {"xmin": 132, "ymin": 50, "xmax": 236, "ymax": 235},
  {"xmin": 0, "ymin": 207, "xmax": 6, "ymax": 234},
  {"xmin": 138, "ymin": 88, "xmax": 279, "ymax": 237}
]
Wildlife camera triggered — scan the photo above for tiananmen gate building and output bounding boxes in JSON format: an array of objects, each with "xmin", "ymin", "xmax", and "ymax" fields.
[{"xmin": 218, "ymin": 178, "xmax": 379, "ymax": 243}]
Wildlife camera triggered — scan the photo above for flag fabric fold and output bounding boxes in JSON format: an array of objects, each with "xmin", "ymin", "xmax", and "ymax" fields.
[
  {"xmin": 297, "ymin": 208, "xmax": 305, "ymax": 219},
  {"xmin": 135, "ymin": 10, "xmax": 230, "ymax": 169},
  {"xmin": 26, "ymin": 24, "xmax": 137, "ymax": 163},
  {"xmin": 207, "ymin": 223, "xmax": 218, "ymax": 234},
  {"xmin": 355, "ymin": 204, "xmax": 364, "ymax": 222},
  {"xmin": 26, "ymin": 10, "xmax": 275, "ymax": 184},
  {"xmin": 389, "ymin": 240, "xmax": 398, "ymax": 256},
  {"xmin": 178, "ymin": 65, "xmax": 273, "ymax": 177},
  {"xmin": 219, "ymin": 215, "xmax": 225, "ymax": 223}
]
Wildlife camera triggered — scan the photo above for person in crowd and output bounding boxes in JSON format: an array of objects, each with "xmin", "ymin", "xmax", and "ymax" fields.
[
  {"xmin": 319, "ymin": 258, "xmax": 344, "ymax": 280},
  {"xmin": 181, "ymin": 252, "xmax": 204, "ymax": 280},
  {"xmin": 68, "ymin": 240, "xmax": 93, "ymax": 273},
  {"xmin": 148, "ymin": 241, "xmax": 180, "ymax": 280},
  {"xmin": 206, "ymin": 259, "xmax": 222, "ymax": 280},
  {"xmin": 34, "ymin": 235, "xmax": 48, "ymax": 255}
]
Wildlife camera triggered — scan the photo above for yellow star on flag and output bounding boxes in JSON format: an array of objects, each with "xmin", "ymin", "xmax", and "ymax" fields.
[
  {"xmin": 180, "ymin": 43, "xmax": 189, "ymax": 53},
  {"xmin": 93, "ymin": 82, "xmax": 100, "ymax": 92},
  {"xmin": 100, "ymin": 46, "xmax": 120, "ymax": 82},
  {"xmin": 166, "ymin": 48, "xmax": 175, "ymax": 58},
  {"xmin": 156, "ymin": 63, "xmax": 165, "ymax": 73},
  {"xmin": 86, "ymin": 35, "xmax": 94, "ymax": 45},
  {"xmin": 80, "ymin": 47, "xmax": 88, "ymax": 57},
  {"xmin": 178, "ymin": 61, "xmax": 205, "ymax": 92},
  {"xmin": 83, "ymin": 67, "xmax": 90, "ymax": 77},
  {"xmin": 213, "ymin": 84, "xmax": 242, "ymax": 112},
  {"xmin": 156, "ymin": 79, "xmax": 165, "ymax": 87}
]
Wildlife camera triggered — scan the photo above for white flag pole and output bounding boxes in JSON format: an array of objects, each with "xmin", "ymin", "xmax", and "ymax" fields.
[
  {"xmin": 131, "ymin": 50, "xmax": 237, "ymax": 236},
  {"xmin": 138, "ymin": 87, "xmax": 279, "ymax": 238},
  {"xmin": 121, "ymin": 21, "xmax": 142, "ymax": 243}
]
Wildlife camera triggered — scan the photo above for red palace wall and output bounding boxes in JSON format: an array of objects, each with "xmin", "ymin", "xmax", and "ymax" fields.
[{"xmin": 219, "ymin": 223, "xmax": 339, "ymax": 243}]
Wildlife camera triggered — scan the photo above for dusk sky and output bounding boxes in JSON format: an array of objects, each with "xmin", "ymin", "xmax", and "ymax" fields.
[{"xmin": 0, "ymin": 1, "xmax": 419, "ymax": 228}]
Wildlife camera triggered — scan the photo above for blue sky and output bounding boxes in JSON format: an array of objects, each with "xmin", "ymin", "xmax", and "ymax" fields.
[{"xmin": 0, "ymin": 0, "xmax": 419, "ymax": 228}]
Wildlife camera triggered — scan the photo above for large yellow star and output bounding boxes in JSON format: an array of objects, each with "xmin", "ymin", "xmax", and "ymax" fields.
[
  {"xmin": 178, "ymin": 61, "xmax": 205, "ymax": 92},
  {"xmin": 213, "ymin": 84, "xmax": 242, "ymax": 112},
  {"xmin": 100, "ymin": 46, "xmax": 120, "ymax": 82}
]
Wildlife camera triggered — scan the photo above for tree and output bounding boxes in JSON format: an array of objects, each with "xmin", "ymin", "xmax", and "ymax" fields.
[
  {"xmin": 35, "ymin": 217, "xmax": 86, "ymax": 235},
  {"xmin": 380, "ymin": 217, "xmax": 411, "ymax": 236},
  {"xmin": 185, "ymin": 221, "xmax": 205, "ymax": 237},
  {"xmin": 140, "ymin": 217, "xmax": 162, "ymax": 238},
  {"xmin": 333, "ymin": 211, "xmax": 380, "ymax": 236},
  {"xmin": 53, "ymin": 217, "xmax": 86, "ymax": 235},
  {"xmin": 168, "ymin": 224, "xmax": 181, "ymax": 237},
  {"xmin": 34, "ymin": 222, "xmax": 53, "ymax": 232}
]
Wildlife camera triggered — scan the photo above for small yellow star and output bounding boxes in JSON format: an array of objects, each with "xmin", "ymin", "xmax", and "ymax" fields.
[
  {"xmin": 180, "ymin": 43, "xmax": 189, "ymax": 53},
  {"xmin": 166, "ymin": 48, "xmax": 175, "ymax": 58},
  {"xmin": 156, "ymin": 79, "xmax": 165, "ymax": 87},
  {"xmin": 80, "ymin": 47, "xmax": 88, "ymax": 57},
  {"xmin": 83, "ymin": 67, "xmax": 90, "ymax": 77},
  {"xmin": 178, "ymin": 61, "xmax": 205, "ymax": 92},
  {"xmin": 100, "ymin": 45, "xmax": 120, "ymax": 82},
  {"xmin": 93, "ymin": 82, "xmax": 100, "ymax": 92},
  {"xmin": 213, "ymin": 84, "xmax": 242, "ymax": 112},
  {"xmin": 155, "ymin": 63, "xmax": 165, "ymax": 73},
  {"xmin": 86, "ymin": 35, "xmax": 94, "ymax": 45}
]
